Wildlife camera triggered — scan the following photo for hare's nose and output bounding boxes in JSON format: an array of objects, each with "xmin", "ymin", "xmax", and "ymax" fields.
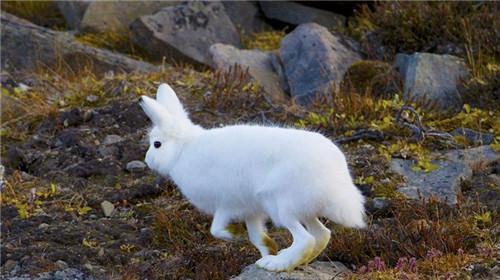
[{"xmin": 138, "ymin": 97, "xmax": 143, "ymax": 103}]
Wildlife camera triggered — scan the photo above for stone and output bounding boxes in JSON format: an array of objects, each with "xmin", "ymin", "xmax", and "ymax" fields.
[
  {"xmin": 394, "ymin": 52, "xmax": 469, "ymax": 112},
  {"xmin": 232, "ymin": 261, "xmax": 350, "ymax": 280},
  {"xmin": 260, "ymin": 1, "xmax": 345, "ymax": 30},
  {"xmin": 126, "ymin": 160, "xmax": 147, "ymax": 173},
  {"xmin": 451, "ymin": 128, "xmax": 494, "ymax": 145},
  {"xmin": 209, "ymin": 43, "xmax": 288, "ymax": 104},
  {"xmin": 102, "ymin": 134, "xmax": 124, "ymax": 145},
  {"xmin": 100, "ymin": 200, "xmax": 115, "ymax": 217},
  {"xmin": 1, "ymin": 12, "xmax": 159, "ymax": 76},
  {"xmin": 130, "ymin": 1, "xmax": 241, "ymax": 65},
  {"xmin": 79, "ymin": 1, "xmax": 177, "ymax": 33},
  {"xmin": 391, "ymin": 145, "xmax": 499, "ymax": 204},
  {"xmin": 222, "ymin": 1, "xmax": 269, "ymax": 35},
  {"xmin": 38, "ymin": 223, "xmax": 49, "ymax": 230},
  {"xmin": 56, "ymin": 1, "xmax": 90, "ymax": 30},
  {"xmin": 280, "ymin": 23, "xmax": 362, "ymax": 104},
  {"xmin": 3, "ymin": 259, "xmax": 18, "ymax": 274}
]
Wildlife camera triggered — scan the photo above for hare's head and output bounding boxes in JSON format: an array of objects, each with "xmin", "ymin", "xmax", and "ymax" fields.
[{"xmin": 139, "ymin": 84, "xmax": 195, "ymax": 174}]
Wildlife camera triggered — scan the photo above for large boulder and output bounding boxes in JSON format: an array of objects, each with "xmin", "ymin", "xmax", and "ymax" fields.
[
  {"xmin": 232, "ymin": 261, "xmax": 350, "ymax": 280},
  {"xmin": 280, "ymin": 23, "xmax": 362, "ymax": 104},
  {"xmin": 222, "ymin": 1, "xmax": 269, "ymax": 35},
  {"xmin": 130, "ymin": 1, "xmax": 241, "ymax": 66},
  {"xmin": 391, "ymin": 146, "xmax": 499, "ymax": 204},
  {"xmin": 209, "ymin": 44, "xmax": 288, "ymax": 104},
  {"xmin": 395, "ymin": 53, "xmax": 469, "ymax": 112},
  {"xmin": 260, "ymin": 1, "xmax": 345, "ymax": 30},
  {"xmin": 0, "ymin": 12, "xmax": 158, "ymax": 76},
  {"xmin": 73, "ymin": 1, "xmax": 176, "ymax": 33},
  {"xmin": 56, "ymin": 1, "xmax": 90, "ymax": 30}
]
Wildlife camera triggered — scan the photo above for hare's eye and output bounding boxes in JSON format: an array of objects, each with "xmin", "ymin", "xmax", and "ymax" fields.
[{"xmin": 154, "ymin": 141, "xmax": 161, "ymax": 148}]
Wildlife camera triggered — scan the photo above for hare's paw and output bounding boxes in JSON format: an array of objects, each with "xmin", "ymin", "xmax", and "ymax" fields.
[
  {"xmin": 211, "ymin": 228, "xmax": 234, "ymax": 241},
  {"xmin": 255, "ymin": 244, "xmax": 314, "ymax": 272}
]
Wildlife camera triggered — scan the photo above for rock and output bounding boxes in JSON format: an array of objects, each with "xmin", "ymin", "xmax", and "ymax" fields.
[
  {"xmin": 37, "ymin": 268, "xmax": 94, "ymax": 280},
  {"xmin": 260, "ymin": 2, "xmax": 345, "ymax": 30},
  {"xmin": 126, "ymin": 160, "xmax": 147, "ymax": 173},
  {"xmin": 56, "ymin": 1, "xmax": 90, "ymax": 30},
  {"xmin": 55, "ymin": 260, "xmax": 69, "ymax": 270},
  {"xmin": 130, "ymin": 1, "xmax": 241, "ymax": 65},
  {"xmin": 209, "ymin": 43, "xmax": 288, "ymax": 104},
  {"xmin": 0, "ymin": 163, "xmax": 5, "ymax": 191},
  {"xmin": 2, "ymin": 259, "xmax": 18, "ymax": 274},
  {"xmin": 100, "ymin": 200, "xmax": 114, "ymax": 217},
  {"xmin": 79, "ymin": 1, "xmax": 177, "ymax": 33},
  {"xmin": 391, "ymin": 146, "xmax": 499, "ymax": 204},
  {"xmin": 1, "ymin": 12, "xmax": 158, "ymax": 76},
  {"xmin": 451, "ymin": 128, "xmax": 494, "ymax": 146},
  {"xmin": 102, "ymin": 134, "xmax": 124, "ymax": 145},
  {"xmin": 232, "ymin": 261, "xmax": 350, "ymax": 280},
  {"xmin": 85, "ymin": 94, "xmax": 98, "ymax": 103},
  {"xmin": 394, "ymin": 53, "xmax": 469, "ymax": 112},
  {"xmin": 280, "ymin": 23, "xmax": 362, "ymax": 104},
  {"xmin": 222, "ymin": 2, "xmax": 269, "ymax": 34},
  {"xmin": 342, "ymin": 60, "xmax": 402, "ymax": 98},
  {"xmin": 38, "ymin": 223, "xmax": 49, "ymax": 230}
]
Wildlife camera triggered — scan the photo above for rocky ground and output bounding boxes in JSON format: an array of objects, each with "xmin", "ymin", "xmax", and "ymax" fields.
[{"xmin": 1, "ymin": 1, "xmax": 499, "ymax": 280}]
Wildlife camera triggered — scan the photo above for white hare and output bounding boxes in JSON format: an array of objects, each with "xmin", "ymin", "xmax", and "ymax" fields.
[{"xmin": 139, "ymin": 84, "xmax": 366, "ymax": 272}]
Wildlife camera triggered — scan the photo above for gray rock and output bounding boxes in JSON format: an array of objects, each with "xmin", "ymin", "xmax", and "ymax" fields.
[
  {"xmin": 2, "ymin": 259, "xmax": 18, "ymax": 274},
  {"xmin": 1, "ymin": 12, "xmax": 158, "ymax": 76},
  {"xmin": 232, "ymin": 261, "xmax": 350, "ymax": 280},
  {"xmin": 130, "ymin": 2, "xmax": 241, "ymax": 65},
  {"xmin": 0, "ymin": 163, "xmax": 5, "ymax": 191},
  {"xmin": 280, "ymin": 23, "xmax": 362, "ymax": 104},
  {"xmin": 392, "ymin": 146, "xmax": 499, "ymax": 204},
  {"xmin": 223, "ymin": 1, "xmax": 269, "ymax": 35},
  {"xmin": 100, "ymin": 200, "xmax": 114, "ymax": 217},
  {"xmin": 451, "ymin": 128, "xmax": 494, "ymax": 145},
  {"xmin": 38, "ymin": 223, "xmax": 49, "ymax": 230},
  {"xmin": 209, "ymin": 43, "xmax": 288, "ymax": 104},
  {"xmin": 79, "ymin": 1, "xmax": 177, "ymax": 33},
  {"xmin": 126, "ymin": 160, "xmax": 147, "ymax": 173},
  {"xmin": 56, "ymin": 1, "xmax": 90, "ymax": 30},
  {"xmin": 260, "ymin": 2, "xmax": 345, "ymax": 30},
  {"xmin": 395, "ymin": 53, "xmax": 469, "ymax": 112},
  {"xmin": 102, "ymin": 134, "xmax": 124, "ymax": 145}
]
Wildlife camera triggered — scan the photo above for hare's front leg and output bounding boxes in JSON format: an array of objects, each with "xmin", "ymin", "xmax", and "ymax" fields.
[
  {"xmin": 256, "ymin": 219, "xmax": 315, "ymax": 272},
  {"xmin": 210, "ymin": 209, "xmax": 235, "ymax": 240},
  {"xmin": 246, "ymin": 215, "xmax": 278, "ymax": 257}
]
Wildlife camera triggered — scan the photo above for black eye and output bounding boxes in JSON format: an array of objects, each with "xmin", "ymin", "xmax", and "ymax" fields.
[{"xmin": 154, "ymin": 141, "xmax": 161, "ymax": 148}]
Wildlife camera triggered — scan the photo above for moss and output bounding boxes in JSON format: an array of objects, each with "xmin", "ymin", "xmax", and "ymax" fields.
[{"xmin": 241, "ymin": 30, "xmax": 285, "ymax": 51}]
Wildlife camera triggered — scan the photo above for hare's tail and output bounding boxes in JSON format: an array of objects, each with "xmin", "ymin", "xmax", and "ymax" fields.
[{"xmin": 322, "ymin": 185, "xmax": 366, "ymax": 229}]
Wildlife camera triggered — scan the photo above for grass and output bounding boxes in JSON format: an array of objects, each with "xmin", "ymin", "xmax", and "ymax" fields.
[{"xmin": 1, "ymin": 0, "xmax": 66, "ymax": 29}]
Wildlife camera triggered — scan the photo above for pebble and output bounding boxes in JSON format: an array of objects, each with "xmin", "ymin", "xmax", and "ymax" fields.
[
  {"xmin": 38, "ymin": 223, "xmax": 49, "ymax": 230},
  {"xmin": 86, "ymin": 95, "xmax": 98, "ymax": 103},
  {"xmin": 100, "ymin": 200, "xmax": 115, "ymax": 217},
  {"xmin": 102, "ymin": 134, "xmax": 124, "ymax": 145},
  {"xmin": 3, "ymin": 259, "xmax": 18, "ymax": 273},
  {"xmin": 55, "ymin": 260, "xmax": 68, "ymax": 269},
  {"xmin": 126, "ymin": 160, "xmax": 147, "ymax": 173}
]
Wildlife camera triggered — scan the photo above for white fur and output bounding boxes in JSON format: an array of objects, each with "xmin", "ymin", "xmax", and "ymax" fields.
[{"xmin": 140, "ymin": 84, "xmax": 366, "ymax": 272}]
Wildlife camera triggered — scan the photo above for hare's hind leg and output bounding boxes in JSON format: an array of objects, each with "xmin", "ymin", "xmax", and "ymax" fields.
[
  {"xmin": 246, "ymin": 215, "xmax": 278, "ymax": 257},
  {"xmin": 210, "ymin": 209, "xmax": 235, "ymax": 240},
  {"xmin": 302, "ymin": 217, "xmax": 331, "ymax": 265},
  {"xmin": 256, "ymin": 219, "xmax": 315, "ymax": 272}
]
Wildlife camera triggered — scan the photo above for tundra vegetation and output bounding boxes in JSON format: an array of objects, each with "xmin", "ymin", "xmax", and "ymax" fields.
[{"xmin": 1, "ymin": 1, "xmax": 498, "ymax": 279}]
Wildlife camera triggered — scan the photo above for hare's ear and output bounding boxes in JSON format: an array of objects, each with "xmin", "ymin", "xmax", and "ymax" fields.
[
  {"xmin": 156, "ymin": 83, "xmax": 189, "ymax": 120},
  {"xmin": 139, "ymin": 95, "xmax": 171, "ymax": 128}
]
